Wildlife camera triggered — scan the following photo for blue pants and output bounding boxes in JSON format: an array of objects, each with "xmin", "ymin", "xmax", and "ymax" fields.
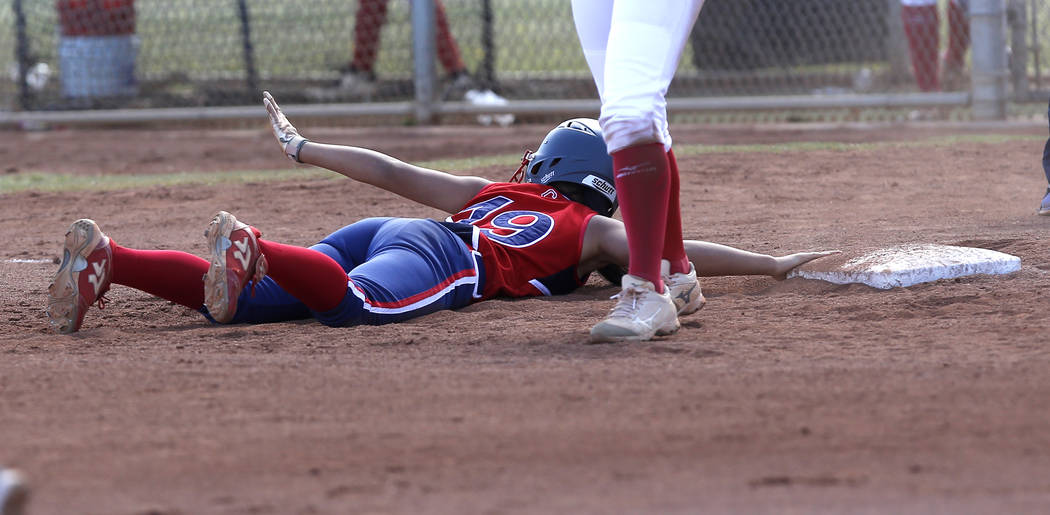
[
  {"xmin": 207, "ymin": 218, "xmax": 483, "ymax": 327},
  {"xmin": 1043, "ymin": 96, "xmax": 1050, "ymax": 185}
]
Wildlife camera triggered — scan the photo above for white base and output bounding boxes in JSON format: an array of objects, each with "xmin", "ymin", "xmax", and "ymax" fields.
[{"xmin": 788, "ymin": 244, "xmax": 1021, "ymax": 289}]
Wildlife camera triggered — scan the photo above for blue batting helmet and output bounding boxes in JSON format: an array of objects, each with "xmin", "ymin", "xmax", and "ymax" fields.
[{"xmin": 512, "ymin": 118, "xmax": 617, "ymax": 217}]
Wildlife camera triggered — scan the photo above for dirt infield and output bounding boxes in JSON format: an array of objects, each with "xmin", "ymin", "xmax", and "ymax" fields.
[{"xmin": 2, "ymin": 122, "xmax": 1050, "ymax": 514}]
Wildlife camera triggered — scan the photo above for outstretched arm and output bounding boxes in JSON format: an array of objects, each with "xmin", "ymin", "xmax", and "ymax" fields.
[
  {"xmin": 683, "ymin": 241, "xmax": 838, "ymax": 280},
  {"xmin": 585, "ymin": 216, "xmax": 836, "ymax": 279},
  {"xmin": 264, "ymin": 91, "xmax": 491, "ymax": 213}
]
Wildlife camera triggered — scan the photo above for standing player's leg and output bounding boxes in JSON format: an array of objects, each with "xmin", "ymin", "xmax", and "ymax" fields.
[
  {"xmin": 342, "ymin": 0, "xmax": 388, "ymax": 94},
  {"xmin": 901, "ymin": 0, "xmax": 940, "ymax": 91},
  {"xmin": 572, "ymin": 0, "xmax": 703, "ymax": 341},
  {"xmin": 1040, "ymin": 96, "xmax": 1050, "ymax": 216},
  {"xmin": 663, "ymin": 148, "xmax": 705, "ymax": 316},
  {"xmin": 941, "ymin": 0, "xmax": 970, "ymax": 90},
  {"xmin": 434, "ymin": 0, "xmax": 468, "ymax": 78},
  {"xmin": 349, "ymin": 0, "xmax": 388, "ymax": 76}
]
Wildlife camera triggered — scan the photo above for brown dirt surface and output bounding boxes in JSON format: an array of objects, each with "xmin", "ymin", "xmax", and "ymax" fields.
[{"xmin": 2, "ymin": 121, "xmax": 1050, "ymax": 514}]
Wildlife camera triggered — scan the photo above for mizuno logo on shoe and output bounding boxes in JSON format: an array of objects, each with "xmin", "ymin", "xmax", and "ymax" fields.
[
  {"xmin": 675, "ymin": 283, "xmax": 696, "ymax": 304},
  {"xmin": 233, "ymin": 236, "xmax": 252, "ymax": 271},
  {"xmin": 88, "ymin": 259, "xmax": 107, "ymax": 295}
]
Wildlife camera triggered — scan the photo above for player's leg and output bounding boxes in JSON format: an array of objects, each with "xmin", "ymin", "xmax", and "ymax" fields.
[
  {"xmin": 434, "ymin": 0, "xmax": 467, "ymax": 77},
  {"xmin": 662, "ymin": 149, "xmax": 704, "ymax": 316},
  {"xmin": 1040, "ymin": 96, "xmax": 1050, "ymax": 215},
  {"xmin": 942, "ymin": 0, "xmax": 970, "ymax": 90},
  {"xmin": 350, "ymin": 0, "xmax": 388, "ymax": 76},
  {"xmin": 573, "ymin": 0, "xmax": 703, "ymax": 341},
  {"xmin": 571, "ymin": 0, "xmax": 614, "ymax": 104},
  {"xmin": 308, "ymin": 218, "xmax": 481, "ymax": 327},
  {"xmin": 663, "ymin": 149, "xmax": 689, "ymax": 274},
  {"xmin": 113, "ymin": 233, "xmax": 315, "ymax": 325},
  {"xmin": 203, "ymin": 211, "xmax": 346, "ymax": 324},
  {"xmin": 901, "ymin": 0, "xmax": 940, "ymax": 91},
  {"xmin": 594, "ymin": 0, "xmax": 702, "ymax": 288},
  {"xmin": 110, "ymin": 244, "xmax": 207, "ymax": 309},
  {"xmin": 47, "ymin": 218, "xmax": 216, "ymax": 333}
]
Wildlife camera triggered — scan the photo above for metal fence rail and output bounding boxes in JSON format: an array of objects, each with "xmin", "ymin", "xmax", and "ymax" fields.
[{"xmin": 2, "ymin": 0, "xmax": 1048, "ymax": 126}]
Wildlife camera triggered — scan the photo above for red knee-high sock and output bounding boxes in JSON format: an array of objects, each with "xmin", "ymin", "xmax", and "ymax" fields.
[
  {"xmin": 901, "ymin": 4, "xmax": 940, "ymax": 91},
  {"xmin": 434, "ymin": 1, "xmax": 466, "ymax": 75},
  {"xmin": 944, "ymin": 0, "xmax": 970, "ymax": 72},
  {"xmin": 257, "ymin": 239, "xmax": 348, "ymax": 313},
  {"xmin": 111, "ymin": 242, "xmax": 208, "ymax": 309},
  {"xmin": 663, "ymin": 149, "xmax": 690, "ymax": 275},
  {"xmin": 612, "ymin": 142, "xmax": 671, "ymax": 290},
  {"xmin": 351, "ymin": 0, "xmax": 389, "ymax": 73}
]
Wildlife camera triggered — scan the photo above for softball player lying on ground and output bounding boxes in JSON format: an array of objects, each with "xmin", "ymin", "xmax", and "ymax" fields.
[{"xmin": 46, "ymin": 92, "xmax": 834, "ymax": 340}]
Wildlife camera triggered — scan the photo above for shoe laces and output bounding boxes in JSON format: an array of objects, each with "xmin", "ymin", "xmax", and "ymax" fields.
[
  {"xmin": 248, "ymin": 253, "xmax": 269, "ymax": 296},
  {"xmin": 95, "ymin": 291, "xmax": 110, "ymax": 310},
  {"xmin": 607, "ymin": 287, "xmax": 647, "ymax": 318}
]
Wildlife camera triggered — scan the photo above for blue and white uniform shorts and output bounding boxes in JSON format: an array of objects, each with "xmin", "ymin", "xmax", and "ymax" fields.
[{"xmin": 210, "ymin": 217, "xmax": 484, "ymax": 327}]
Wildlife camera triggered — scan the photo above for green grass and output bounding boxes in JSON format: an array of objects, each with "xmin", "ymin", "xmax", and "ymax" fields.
[{"xmin": 3, "ymin": 133, "xmax": 1041, "ymax": 196}]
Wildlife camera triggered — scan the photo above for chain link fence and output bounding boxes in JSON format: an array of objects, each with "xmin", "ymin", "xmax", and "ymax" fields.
[{"xmin": 2, "ymin": 0, "xmax": 1048, "ymax": 124}]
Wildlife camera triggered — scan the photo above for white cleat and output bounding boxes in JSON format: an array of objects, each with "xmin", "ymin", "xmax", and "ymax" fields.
[
  {"xmin": 663, "ymin": 260, "xmax": 705, "ymax": 316},
  {"xmin": 590, "ymin": 274, "xmax": 680, "ymax": 343},
  {"xmin": 0, "ymin": 468, "xmax": 29, "ymax": 515}
]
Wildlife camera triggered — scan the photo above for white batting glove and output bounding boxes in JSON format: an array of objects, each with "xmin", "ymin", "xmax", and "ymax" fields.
[{"xmin": 263, "ymin": 91, "xmax": 309, "ymax": 163}]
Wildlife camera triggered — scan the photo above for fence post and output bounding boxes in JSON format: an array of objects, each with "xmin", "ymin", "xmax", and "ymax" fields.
[
  {"xmin": 411, "ymin": 0, "xmax": 436, "ymax": 124},
  {"xmin": 480, "ymin": 0, "xmax": 495, "ymax": 91},
  {"xmin": 1006, "ymin": 0, "xmax": 1027, "ymax": 98},
  {"xmin": 970, "ymin": 0, "xmax": 1008, "ymax": 120},
  {"xmin": 885, "ymin": 0, "xmax": 911, "ymax": 85},
  {"xmin": 237, "ymin": 0, "xmax": 259, "ymax": 96},
  {"xmin": 13, "ymin": 0, "xmax": 30, "ymax": 110}
]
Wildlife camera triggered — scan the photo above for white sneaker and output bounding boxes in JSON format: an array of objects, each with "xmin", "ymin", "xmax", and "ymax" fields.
[
  {"xmin": 663, "ymin": 260, "xmax": 705, "ymax": 316},
  {"xmin": 0, "ymin": 468, "xmax": 29, "ymax": 515},
  {"xmin": 338, "ymin": 69, "xmax": 377, "ymax": 97},
  {"xmin": 464, "ymin": 88, "xmax": 515, "ymax": 127},
  {"xmin": 590, "ymin": 274, "xmax": 680, "ymax": 343}
]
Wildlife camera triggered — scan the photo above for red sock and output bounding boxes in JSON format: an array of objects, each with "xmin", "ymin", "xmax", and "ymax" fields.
[
  {"xmin": 434, "ymin": 1, "xmax": 466, "ymax": 75},
  {"xmin": 944, "ymin": 0, "xmax": 969, "ymax": 72},
  {"xmin": 257, "ymin": 239, "xmax": 348, "ymax": 313},
  {"xmin": 663, "ymin": 149, "xmax": 690, "ymax": 275},
  {"xmin": 351, "ymin": 0, "xmax": 388, "ymax": 72},
  {"xmin": 111, "ymin": 242, "xmax": 208, "ymax": 309},
  {"xmin": 612, "ymin": 142, "xmax": 671, "ymax": 290},
  {"xmin": 901, "ymin": 4, "xmax": 940, "ymax": 91}
]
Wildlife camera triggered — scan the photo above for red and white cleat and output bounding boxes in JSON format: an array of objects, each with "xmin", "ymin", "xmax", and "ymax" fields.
[
  {"xmin": 47, "ymin": 219, "xmax": 113, "ymax": 333},
  {"xmin": 203, "ymin": 211, "xmax": 267, "ymax": 323}
]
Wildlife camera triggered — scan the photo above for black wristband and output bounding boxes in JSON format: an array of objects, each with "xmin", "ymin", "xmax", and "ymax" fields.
[{"xmin": 294, "ymin": 138, "xmax": 310, "ymax": 163}]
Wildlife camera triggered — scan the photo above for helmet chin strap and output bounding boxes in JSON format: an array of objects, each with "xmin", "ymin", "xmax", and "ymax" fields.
[{"xmin": 509, "ymin": 150, "xmax": 534, "ymax": 183}]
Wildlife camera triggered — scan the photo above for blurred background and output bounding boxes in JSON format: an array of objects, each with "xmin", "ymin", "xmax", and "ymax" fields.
[{"xmin": 1, "ymin": 0, "xmax": 1048, "ymax": 126}]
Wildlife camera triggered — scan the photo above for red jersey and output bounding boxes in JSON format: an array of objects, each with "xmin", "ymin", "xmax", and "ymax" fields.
[{"xmin": 447, "ymin": 182, "xmax": 597, "ymax": 300}]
